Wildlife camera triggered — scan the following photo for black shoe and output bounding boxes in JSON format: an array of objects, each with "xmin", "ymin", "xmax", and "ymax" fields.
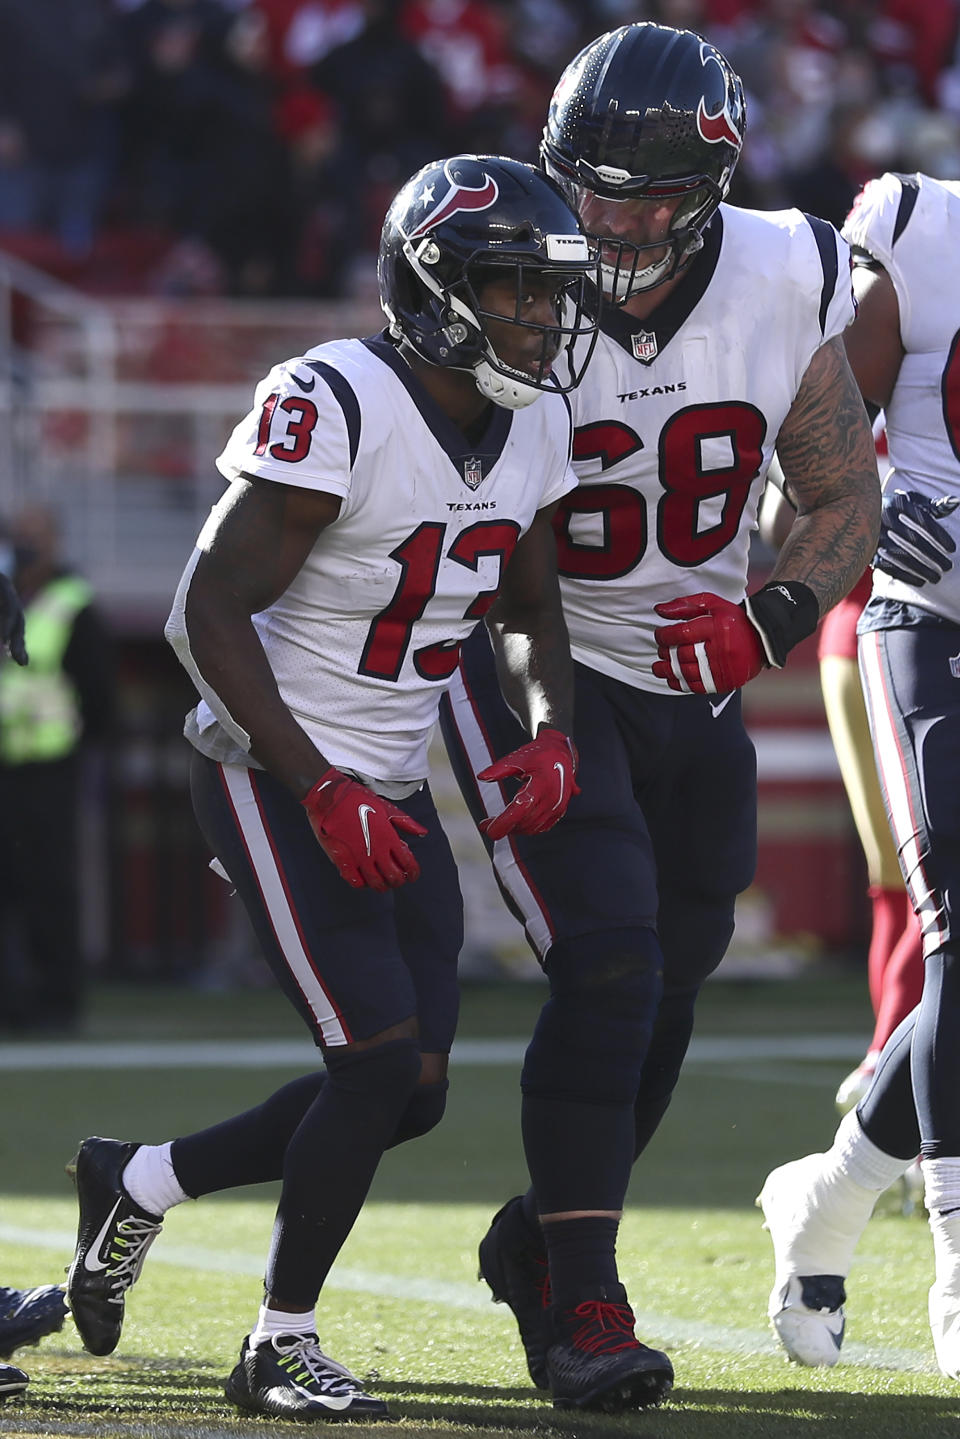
[
  {"xmin": 478, "ymin": 1197, "xmax": 551, "ymax": 1389},
  {"xmin": 545, "ymin": 1284, "xmax": 674, "ymax": 1412},
  {"xmin": 66, "ymin": 1137, "xmax": 162, "ymax": 1356},
  {"xmin": 0, "ymin": 1362, "xmax": 28, "ymax": 1401},
  {"xmin": 224, "ymin": 1333, "xmax": 390, "ymax": 1421},
  {"xmin": 0, "ymin": 1285, "xmax": 67, "ymax": 1357}
]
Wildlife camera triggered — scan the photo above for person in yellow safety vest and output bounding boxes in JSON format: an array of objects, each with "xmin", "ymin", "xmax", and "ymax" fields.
[
  {"xmin": 0, "ymin": 507, "xmax": 114, "ymax": 1032},
  {"xmin": 0, "ymin": 569, "xmax": 92, "ymax": 764}
]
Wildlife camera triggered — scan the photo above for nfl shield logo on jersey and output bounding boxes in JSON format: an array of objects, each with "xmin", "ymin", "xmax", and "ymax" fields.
[
  {"xmin": 463, "ymin": 456, "xmax": 484, "ymax": 490},
  {"xmin": 631, "ymin": 330, "xmax": 658, "ymax": 362}
]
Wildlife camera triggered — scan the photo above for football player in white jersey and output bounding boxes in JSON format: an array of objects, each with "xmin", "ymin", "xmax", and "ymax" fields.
[
  {"xmin": 63, "ymin": 154, "xmax": 600, "ymax": 1421},
  {"xmin": 759, "ymin": 171, "xmax": 960, "ymax": 1378},
  {"xmin": 438, "ymin": 22, "xmax": 879, "ymax": 1410}
]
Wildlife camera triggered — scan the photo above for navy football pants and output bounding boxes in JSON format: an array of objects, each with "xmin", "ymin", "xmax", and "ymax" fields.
[
  {"xmin": 440, "ymin": 626, "xmax": 757, "ymax": 1195},
  {"xmin": 169, "ymin": 752, "xmax": 463, "ymax": 1305},
  {"xmin": 190, "ymin": 752, "xmax": 463, "ymax": 1050}
]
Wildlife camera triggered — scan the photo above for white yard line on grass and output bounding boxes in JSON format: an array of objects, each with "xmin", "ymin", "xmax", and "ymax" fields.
[
  {"xmin": 0, "ymin": 1222, "xmax": 931, "ymax": 1374},
  {"xmin": 0, "ymin": 1035, "xmax": 870, "ymax": 1071}
]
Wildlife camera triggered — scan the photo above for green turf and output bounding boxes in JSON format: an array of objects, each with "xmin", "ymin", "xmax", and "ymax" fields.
[
  {"xmin": 0, "ymin": 966, "xmax": 875, "ymax": 1043},
  {"xmin": 2, "ymin": 974, "xmax": 954, "ymax": 1438}
]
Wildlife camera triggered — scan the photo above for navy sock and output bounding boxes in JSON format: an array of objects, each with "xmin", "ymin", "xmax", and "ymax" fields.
[
  {"xmin": 542, "ymin": 1215, "xmax": 620, "ymax": 1307},
  {"xmin": 267, "ymin": 1040, "xmax": 421, "ymax": 1306},
  {"xmin": 520, "ymin": 1188, "xmax": 542, "ymax": 1239},
  {"xmin": 172, "ymin": 1072, "xmax": 326, "ymax": 1197},
  {"xmin": 173, "ymin": 1071, "xmax": 446, "ymax": 1200}
]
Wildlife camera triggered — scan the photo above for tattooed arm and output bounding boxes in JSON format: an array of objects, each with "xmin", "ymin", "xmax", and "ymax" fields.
[
  {"xmin": 772, "ymin": 335, "xmax": 881, "ymax": 615},
  {"xmin": 166, "ymin": 475, "xmax": 341, "ymax": 798},
  {"xmin": 485, "ymin": 502, "xmax": 575, "ymax": 738}
]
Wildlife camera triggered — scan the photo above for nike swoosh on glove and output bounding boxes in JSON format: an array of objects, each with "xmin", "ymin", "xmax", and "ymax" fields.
[
  {"xmin": 874, "ymin": 490, "xmax": 959, "ymax": 586},
  {"xmin": 302, "ymin": 767, "xmax": 427, "ymax": 891},
  {"xmin": 653, "ymin": 582, "xmax": 819, "ymax": 695},
  {"xmin": 477, "ymin": 726, "xmax": 579, "ymax": 841}
]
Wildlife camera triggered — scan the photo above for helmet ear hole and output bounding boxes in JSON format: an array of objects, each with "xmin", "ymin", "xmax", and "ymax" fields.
[{"xmin": 444, "ymin": 320, "xmax": 471, "ymax": 347}]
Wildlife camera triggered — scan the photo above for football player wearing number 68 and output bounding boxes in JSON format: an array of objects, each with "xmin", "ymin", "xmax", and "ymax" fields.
[
  {"xmin": 64, "ymin": 154, "xmax": 599, "ymax": 1422},
  {"xmin": 439, "ymin": 22, "xmax": 880, "ymax": 1412}
]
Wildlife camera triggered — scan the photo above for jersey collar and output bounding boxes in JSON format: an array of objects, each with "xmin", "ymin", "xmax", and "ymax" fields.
[
  {"xmin": 363, "ymin": 332, "xmax": 513, "ymax": 488},
  {"xmin": 597, "ymin": 211, "xmax": 724, "ymax": 367}
]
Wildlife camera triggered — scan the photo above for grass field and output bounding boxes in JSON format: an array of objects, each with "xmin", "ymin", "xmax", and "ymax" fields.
[{"xmin": 1, "ymin": 972, "xmax": 957, "ymax": 1439}]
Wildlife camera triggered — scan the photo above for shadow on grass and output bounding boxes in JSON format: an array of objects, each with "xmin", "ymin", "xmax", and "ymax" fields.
[
  {"xmin": 368, "ymin": 1379, "xmax": 960, "ymax": 1438},
  {"xmin": 14, "ymin": 1361, "xmax": 959, "ymax": 1438}
]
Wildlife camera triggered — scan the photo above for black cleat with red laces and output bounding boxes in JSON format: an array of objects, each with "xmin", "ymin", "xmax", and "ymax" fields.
[
  {"xmin": 545, "ymin": 1283, "xmax": 673, "ymax": 1412},
  {"xmin": 478, "ymin": 1197, "xmax": 551, "ymax": 1389}
]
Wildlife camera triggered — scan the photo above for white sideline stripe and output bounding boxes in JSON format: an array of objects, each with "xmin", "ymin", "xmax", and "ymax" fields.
[
  {"xmin": 0, "ymin": 1034, "xmax": 870, "ymax": 1071},
  {"xmin": 859, "ymin": 633, "xmax": 945, "ymax": 954},
  {"xmin": 444, "ymin": 669, "xmax": 553, "ymax": 958},
  {"xmin": 753, "ymin": 729, "xmax": 843, "ymax": 780},
  {"xmin": 221, "ymin": 765, "xmax": 347, "ymax": 1045},
  {"xmin": 0, "ymin": 1222, "xmax": 930, "ymax": 1373}
]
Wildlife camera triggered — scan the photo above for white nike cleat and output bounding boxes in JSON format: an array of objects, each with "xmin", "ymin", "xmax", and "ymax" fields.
[
  {"xmin": 757, "ymin": 1153, "xmax": 878, "ymax": 1366},
  {"xmin": 928, "ymin": 1211, "xmax": 960, "ymax": 1378},
  {"xmin": 766, "ymin": 1274, "xmax": 846, "ymax": 1367}
]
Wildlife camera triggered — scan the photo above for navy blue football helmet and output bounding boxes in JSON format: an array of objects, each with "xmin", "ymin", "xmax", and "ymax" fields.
[
  {"xmin": 378, "ymin": 154, "xmax": 599, "ymax": 408},
  {"xmin": 541, "ymin": 24, "xmax": 746, "ymax": 299}
]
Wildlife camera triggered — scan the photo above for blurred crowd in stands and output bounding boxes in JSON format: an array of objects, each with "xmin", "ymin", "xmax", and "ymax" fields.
[{"xmin": 0, "ymin": 0, "xmax": 958, "ymax": 299}]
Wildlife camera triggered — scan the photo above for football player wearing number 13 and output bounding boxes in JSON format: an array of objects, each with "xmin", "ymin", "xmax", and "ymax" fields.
[
  {"xmin": 63, "ymin": 154, "xmax": 599, "ymax": 1422},
  {"xmin": 439, "ymin": 21, "xmax": 880, "ymax": 1412}
]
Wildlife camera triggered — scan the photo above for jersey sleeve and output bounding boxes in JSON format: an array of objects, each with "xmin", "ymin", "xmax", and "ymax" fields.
[
  {"xmin": 800, "ymin": 214, "xmax": 856, "ymax": 344},
  {"xmin": 216, "ymin": 357, "xmax": 359, "ymax": 499},
  {"xmin": 841, "ymin": 172, "xmax": 905, "ymax": 270},
  {"xmin": 819, "ymin": 223, "xmax": 857, "ymax": 343}
]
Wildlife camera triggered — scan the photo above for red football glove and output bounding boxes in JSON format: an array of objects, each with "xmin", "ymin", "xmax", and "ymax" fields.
[
  {"xmin": 302, "ymin": 767, "xmax": 428, "ymax": 891},
  {"xmin": 477, "ymin": 727, "xmax": 580, "ymax": 841},
  {"xmin": 652, "ymin": 592, "xmax": 765, "ymax": 694}
]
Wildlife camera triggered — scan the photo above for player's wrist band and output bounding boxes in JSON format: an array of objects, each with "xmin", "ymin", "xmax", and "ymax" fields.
[{"xmin": 743, "ymin": 581, "xmax": 819, "ymax": 669}]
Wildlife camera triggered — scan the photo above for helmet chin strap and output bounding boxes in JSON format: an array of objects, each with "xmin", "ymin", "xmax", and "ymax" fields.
[
  {"xmin": 602, "ymin": 250, "xmax": 674, "ymax": 300},
  {"xmin": 473, "ymin": 357, "xmax": 542, "ymax": 409},
  {"xmin": 601, "ymin": 226, "xmax": 704, "ymax": 301}
]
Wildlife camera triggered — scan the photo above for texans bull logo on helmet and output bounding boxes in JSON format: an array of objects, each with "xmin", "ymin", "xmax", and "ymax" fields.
[
  {"xmin": 408, "ymin": 164, "xmax": 499, "ymax": 241},
  {"xmin": 696, "ymin": 45, "xmax": 743, "ymax": 150}
]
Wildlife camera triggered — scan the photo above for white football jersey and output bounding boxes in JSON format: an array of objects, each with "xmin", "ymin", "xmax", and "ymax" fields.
[
  {"xmin": 843, "ymin": 172, "xmax": 960, "ymax": 625},
  {"xmin": 173, "ymin": 335, "xmax": 576, "ymax": 789},
  {"xmin": 555, "ymin": 203, "xmax": 855, "ymax": 692}
]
